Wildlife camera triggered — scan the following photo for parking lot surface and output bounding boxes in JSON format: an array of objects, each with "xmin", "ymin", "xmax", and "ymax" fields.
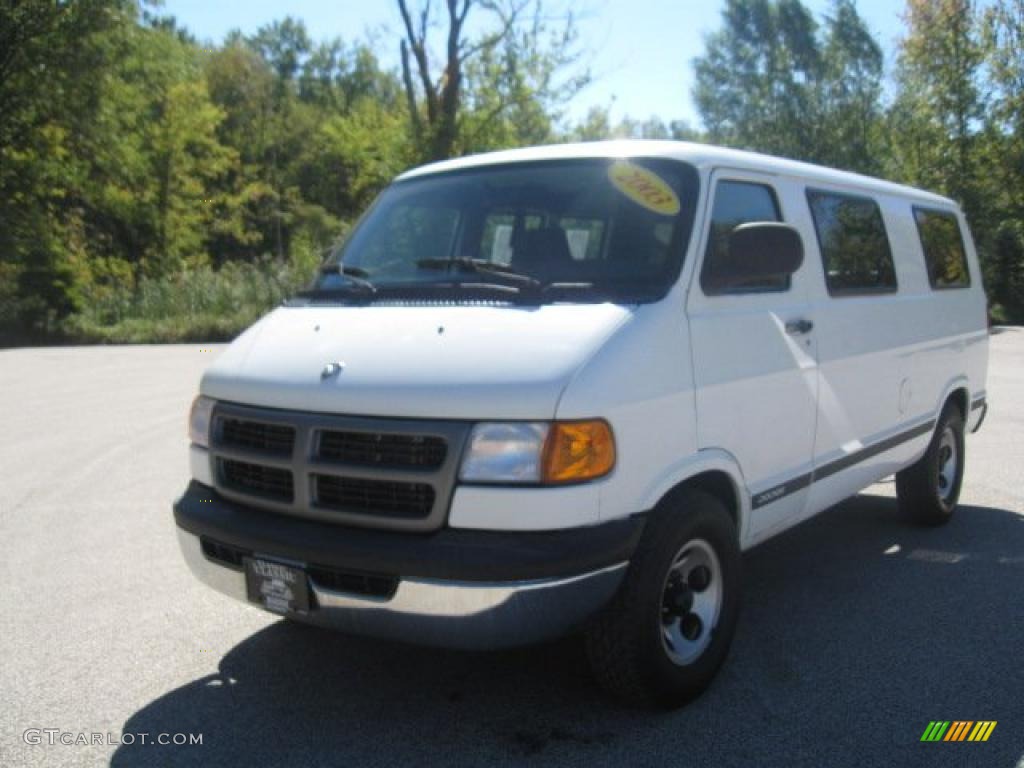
[{"xmin": 1, "ymin": 331, "xmax": 1022, "ymax": 767}]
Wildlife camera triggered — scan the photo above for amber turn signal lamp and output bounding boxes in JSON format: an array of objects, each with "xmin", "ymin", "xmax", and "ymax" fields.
[{"xmin": 541, "ymin": 420, "xmax": 616, "ymax": 484}]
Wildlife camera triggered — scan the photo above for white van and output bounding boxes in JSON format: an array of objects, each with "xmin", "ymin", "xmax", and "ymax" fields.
[{"xmin": 175, "ymin": 141, "xmax": 989, "ymax": 707}]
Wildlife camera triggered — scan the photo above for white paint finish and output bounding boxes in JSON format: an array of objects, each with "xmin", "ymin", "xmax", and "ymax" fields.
[
  {"xmin": 189, "ymin": 140, "xmax": 989, "ymax": 543},
  {"xmin": 200, "ymin": 303, "xmax": 632, "ymax": 420},
  {"xmin": 686, "ymin": 171, "xmax": 820, "ymax": 540},
  {"xmin": 808, "ymin": 295, "xmax": 907, "ymax": 457},
  {"xmin": 795, "ymin": 188, "xmax": 989, "ymax": 516},
  {"xmin": 553, "ymin": 290, "xmax": 700, "ymax": 525},
  {"xmin": 800, "ymin": 432, "xmax": 931, "ymax": 530},
  {"xmin": 448, "ymin": 483, "xmax": 601, "ymax": 530},
  {"xmin": 634, "ymin": 448, "xmax": 751, "ymax": 544}
]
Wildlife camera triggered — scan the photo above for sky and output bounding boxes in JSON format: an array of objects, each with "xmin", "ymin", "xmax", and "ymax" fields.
[{"xmin": 159, "ymin": 0, "xmax": 910, "ymax": 128}]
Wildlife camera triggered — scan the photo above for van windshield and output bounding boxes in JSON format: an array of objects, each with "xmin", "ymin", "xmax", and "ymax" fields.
[{"xmin": 303, "ymin": 157, "xmax": 700, "ymax": 304}]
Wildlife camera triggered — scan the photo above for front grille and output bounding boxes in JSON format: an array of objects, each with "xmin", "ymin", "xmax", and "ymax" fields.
[
  {"xmin": 315, "ymin": 474, "xmax": 435, "ymax": 518},
  {"xmin": 220, "ymin": 458, "xmax": 294, "ymax": 501},
  {"xmin": 207, "ymin": 403, "xmax": 468, "ymax": 532},
  {"xmin": 220, "ymin": 418, "xmax": 295, "ymax": 456},
  {"xmin": 317, "ymin": 430, "xmax": 446, "ymax": 469}
]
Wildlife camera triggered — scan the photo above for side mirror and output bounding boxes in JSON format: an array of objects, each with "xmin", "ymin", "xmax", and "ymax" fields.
[{"xmin": 709, "ymin": 222, "xmax": 804, "ymax": 293}]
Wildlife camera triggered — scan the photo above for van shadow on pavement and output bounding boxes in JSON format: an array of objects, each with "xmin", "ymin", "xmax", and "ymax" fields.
[{"xmin": 113, "ymin": 495, "xmax": 1024, "ymax": 768}]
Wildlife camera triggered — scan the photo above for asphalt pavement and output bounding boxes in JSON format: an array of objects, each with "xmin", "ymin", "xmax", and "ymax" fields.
[{"xmin": 1, "ymin": 332, "xmax": 1022, "ymax": 767}]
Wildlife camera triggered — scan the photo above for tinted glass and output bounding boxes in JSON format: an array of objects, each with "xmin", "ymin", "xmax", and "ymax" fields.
[
  {"xmin": 914, "ymin": 207, "xmax": 970, "ymax": 289},
  {"xmin": 807, "ymin": 190, "xmax": 897, "ymax": 295},
  {"xmin": 701, "ymin": 181, "xmax": 784, "ymax": 295},
  {"xmin": 314, "ymin": 158, "xmax": 700, "ymax": 304}
]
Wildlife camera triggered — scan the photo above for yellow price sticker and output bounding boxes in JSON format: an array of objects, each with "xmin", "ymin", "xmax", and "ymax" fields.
[{"xmin": 607, "ymin": 161, "xmax": 680, "ymax": 216}]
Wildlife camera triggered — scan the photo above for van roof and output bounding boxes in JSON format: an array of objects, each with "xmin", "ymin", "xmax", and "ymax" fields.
[{"xmin": 396, "ymin": 140, "xmax": 956, "ymax": 207}]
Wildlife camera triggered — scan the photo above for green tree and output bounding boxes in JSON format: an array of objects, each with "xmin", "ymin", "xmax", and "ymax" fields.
[
  {"xmin": 0, "ymin": 0, "xmax": 136, "ymax": 334},
  {"xmin": 818, "ymin": 0, "xmax": 884, "ymax": 173},
  {"xmin": 981, "ymin": 0, "xmax": 1024, "ymax": 316},
  {"xmin": 148, "ymin": 80, "xmax": 237, "ymax": 272},
  {"xmin": 396, "ymin": 0, "xmax": 589, "ymax": 161},
  {"xmin": 567, "ymin": 105, "xmax": 613, "ymax": 141},
  {"xmin": 693, "ymin": 0, "xmax": 821, "ymax": 161},
  {"xmin": 890, "ymin": 0, "xmax": 984, "ymax": 218},
  {"xmin": 693, "ymin": 0, "xmax": 883, "ymax": 173}
]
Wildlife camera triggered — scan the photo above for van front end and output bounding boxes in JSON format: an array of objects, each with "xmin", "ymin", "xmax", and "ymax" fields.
[{"xmin": 171, "ymin": 292, "xmax": 665, "ymax": 649}]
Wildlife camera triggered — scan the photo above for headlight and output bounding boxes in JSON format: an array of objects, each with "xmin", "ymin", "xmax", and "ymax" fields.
[
  {"xmin": 459, "ymin": 423, "xmax": 549, "ymax": 483},
  {"xmin": 189, "ymin": 395, "xmax": 216, "ymax": 448},
  {"xmin": 459, "ymin": 420, "xmax": 615, "ymax": 485}
]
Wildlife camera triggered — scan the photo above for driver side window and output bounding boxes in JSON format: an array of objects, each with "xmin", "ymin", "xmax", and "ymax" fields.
[{"xmin": 701, "ymin": 181, "xmax": 786, "ymax": 295}]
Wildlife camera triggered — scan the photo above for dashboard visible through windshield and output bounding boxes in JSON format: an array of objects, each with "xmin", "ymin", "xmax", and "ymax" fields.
[{"xmin": 303, "ymin": 157, "xmax": 700, "ymax": 304}]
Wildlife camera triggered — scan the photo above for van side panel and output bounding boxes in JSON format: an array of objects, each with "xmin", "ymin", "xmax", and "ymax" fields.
[{"xmin": 800, "ymin": 191, "xmax": 988, "ymax": 521}]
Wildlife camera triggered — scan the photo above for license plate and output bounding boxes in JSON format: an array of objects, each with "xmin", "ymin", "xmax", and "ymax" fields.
[{"xmin": 244, "ymin": 557, "xmax": 310, "ymax": 615}]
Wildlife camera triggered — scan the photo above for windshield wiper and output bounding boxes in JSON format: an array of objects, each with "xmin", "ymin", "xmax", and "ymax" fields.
[
  {"xmin": 415, "ymin": 258, "xmax": 540, "ymax": 287},
  {"xmin": 317, "ymin": 263, "xmax": 376, "ymax": 293},
  {"xmin": 422, "ymin": 280, "xmax": 522, "ymax": 295}
]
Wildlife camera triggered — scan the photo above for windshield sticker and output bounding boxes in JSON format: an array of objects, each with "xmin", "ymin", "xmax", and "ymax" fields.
[{"xmin": 608, "ymin": 161, "xmax": 680, "ymax": 216}]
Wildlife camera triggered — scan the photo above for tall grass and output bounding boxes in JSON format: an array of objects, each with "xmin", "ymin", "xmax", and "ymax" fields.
[{"xmin": 64, "ymin": 250, "xmax": 320, "ymax": 344}]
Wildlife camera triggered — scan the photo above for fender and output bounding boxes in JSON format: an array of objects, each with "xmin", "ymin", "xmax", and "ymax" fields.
[
  {"xmin": 896, "ymin": 376, "xmax": 971, "ymax": 469},
  {"xmin": 933, "ymin": 375, "xmax": 971, "ymax": 420},
  {"xmin": 934, "ymin": 374, "xmax": 990, "ymax": 437},
  {"xmin": 638, "ymin": 448, "xmax": 752, "ymax": 546}
]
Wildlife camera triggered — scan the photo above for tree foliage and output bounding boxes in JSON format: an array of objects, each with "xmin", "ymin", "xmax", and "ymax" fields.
[
  {"xmin": 2, "ymin": 0, "xmax": 1023, "ymax": 341},
  {"xmin": 0, "ymin": 0, "xmax": 595, "ymax": 340},
  {"xmin": 396, "ymin": 0, "xmax": 589, "ymax": 161},
  {"xmin": 886, "ymin": 0, "xmax": 1024, "ymax": 318},
  {"xmin": 693, "ymin": 0, "xmax": 883, "ymax": 172},
  {"xmin": 890, "ymin": 0, "xmax": 984, "ymax": 219},
  {"xmin": 692, "ymin": 0, "xmax": 1024, "ymax": 321}
]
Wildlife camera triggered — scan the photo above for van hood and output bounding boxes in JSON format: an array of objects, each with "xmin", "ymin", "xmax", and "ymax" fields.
[{"xmin": 201, "ymin": 303, "xmax": 634, "ymax": 420}]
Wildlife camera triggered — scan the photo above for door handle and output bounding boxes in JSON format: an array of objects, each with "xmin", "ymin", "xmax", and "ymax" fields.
[{"xmin": 785, "ymin": 318, "xmax": 814, "ymax": 335}]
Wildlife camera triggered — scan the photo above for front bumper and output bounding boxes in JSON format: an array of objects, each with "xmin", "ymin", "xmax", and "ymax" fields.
[{"xmin": 174, "ymin": 482, "xmax": 642, "ymax": 649}]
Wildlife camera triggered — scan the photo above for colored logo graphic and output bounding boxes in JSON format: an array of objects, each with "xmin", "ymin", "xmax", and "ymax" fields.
[
  {"xmin": 607, "ymin": 161, "xmax": 681, "ymax": 216},
  {"xmin": 920, "ymin": 721, "xmax": 997, "ymax": 742}
]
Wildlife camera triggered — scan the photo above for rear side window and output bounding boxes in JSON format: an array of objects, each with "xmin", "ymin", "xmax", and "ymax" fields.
[
  {"xmin": 807, "ymin": 189, "xmax": 897, "ymax": 296},
  {"xmin": 914, "ymin": 207, "xmax": 970, "ymax": 289},
  {"xmin": 701, "ymin": 181, "xmax": 786, "ymax": 295}
]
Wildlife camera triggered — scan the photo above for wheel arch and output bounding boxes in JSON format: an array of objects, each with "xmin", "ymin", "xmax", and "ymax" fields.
[
  {"xmin": 641, "ymin": 450, "xmax": 750, "ymax": 545},
  {"xmin": 934, "ymin": 377, "xmax": 970, "ymax": 422}
]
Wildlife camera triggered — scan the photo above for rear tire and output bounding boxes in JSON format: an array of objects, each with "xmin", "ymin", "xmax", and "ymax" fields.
[
  {"xmin": 584, "ymin": 489, "xmax": 741, "ymax": 708},
  {"xmin": 896, "ymin": 403, "xmax": 965, "ymax": 526}
]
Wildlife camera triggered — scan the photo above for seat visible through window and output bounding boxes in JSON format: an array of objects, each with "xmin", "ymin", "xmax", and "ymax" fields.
[{"xmin": 510, "ymin": 227, "xmax": 574, "ymax": 281}]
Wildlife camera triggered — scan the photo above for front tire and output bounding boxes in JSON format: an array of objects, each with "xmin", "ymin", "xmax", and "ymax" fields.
[
  {"xmin": 584, "ymin": 490, "xmax": 741, "ymax": 708},
  {"xmin": 896, "ymin": 403, "xmax": 965, "ymax": 526}
]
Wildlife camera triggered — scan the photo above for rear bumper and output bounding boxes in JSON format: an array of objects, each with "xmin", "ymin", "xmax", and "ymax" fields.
[{"xmin": 174, "ymin": 482, "xmax": 642, "ymax": 649}]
